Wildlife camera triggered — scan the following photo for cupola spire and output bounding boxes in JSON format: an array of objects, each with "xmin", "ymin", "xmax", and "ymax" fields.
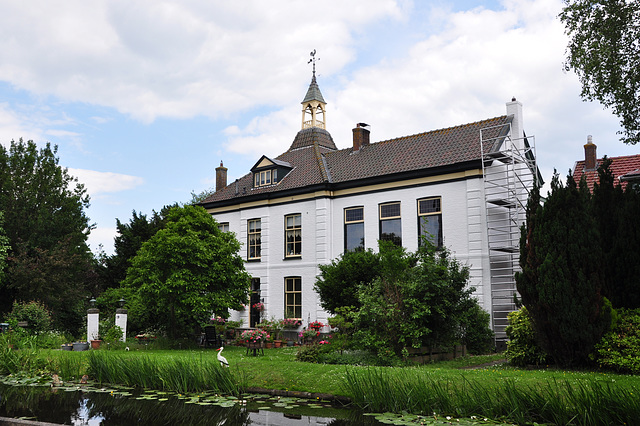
[{"xmin": 301, "ymin": 49, "xmax": 326, "ymax": 130}]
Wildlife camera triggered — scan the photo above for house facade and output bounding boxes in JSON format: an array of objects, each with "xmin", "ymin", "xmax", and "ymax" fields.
[{"xmin": 200, "ymin": 73, "xmax": 538, "ymax": 343}]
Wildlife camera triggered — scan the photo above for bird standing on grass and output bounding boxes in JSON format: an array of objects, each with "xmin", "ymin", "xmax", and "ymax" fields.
[{"xmin": 217, "ymin": 346, "xmax": 229, "ymax": 367}]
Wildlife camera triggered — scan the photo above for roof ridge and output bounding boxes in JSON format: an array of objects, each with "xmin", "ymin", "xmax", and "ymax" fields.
[{"xmin": 373, "ymin": 115, "xmax": 509, "ymax": 146}]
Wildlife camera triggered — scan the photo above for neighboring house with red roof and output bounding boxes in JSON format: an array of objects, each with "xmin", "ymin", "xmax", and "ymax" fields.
[
  {"xmin": 572, "ymin": 136, "xmax": 640, "ymax": 191},
  {"xmin": 200, "ymin": 71, "xmax": 539, "ymax": 345}
]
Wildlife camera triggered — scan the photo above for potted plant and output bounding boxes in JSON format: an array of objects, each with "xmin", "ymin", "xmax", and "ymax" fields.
[
  {"xmin": 282, "ymin": 318, "xmax": 302, "ymax": 329},
  {"xmin": 241, "ymin": 329, "xmax": 269, "ymax": 355},
  {"xmin": 299, "ymin": 328, "xmax": 320, "ymax": 345},
  {"xmin": 241, "ymin": 329, "xmax": 269, "ymax": 347},
  {"xmin": 308, "ymin": 320, "xmax": 324, "ymax": 331}
]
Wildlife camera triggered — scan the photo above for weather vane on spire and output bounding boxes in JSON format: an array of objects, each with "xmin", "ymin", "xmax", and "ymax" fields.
[{"xmin": 308, "ymin": 49, "xmax": 319, "ymax": 76}]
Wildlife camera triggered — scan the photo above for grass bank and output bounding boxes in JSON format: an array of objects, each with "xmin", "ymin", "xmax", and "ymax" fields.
[{"xmin": 28, "ymin": 346, "xmax": 640, "ymax": 425}]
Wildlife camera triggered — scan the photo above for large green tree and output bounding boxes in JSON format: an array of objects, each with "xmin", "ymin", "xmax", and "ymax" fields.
[
  {"xmin": 99, "ymin": 205, "xmax": 176, "ymax": 291},
  {"xmin": 314, "ymin": 248, "xmax": 384, "ymax": 314},
  {"xmin": 516, "ymin": 174, "xmax": 610, "ymax": 367},
  {"xmin": 560, "ymin": 0, "xmax": 640, "ymax": 144},
  {"xmin": 0, "ymin": 139, "xmax": 93, "ymax": 333},
  {"xmin": 122, "ymin": 205, "xmax": 250, "ymax": 338},
  {"xmin": 0, "ymin": 213, "xmax": 9, "ymax": 285}
]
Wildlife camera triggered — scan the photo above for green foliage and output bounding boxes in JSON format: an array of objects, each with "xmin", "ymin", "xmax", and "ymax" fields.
[
  {"xmin": 560, "ymin": 0, "xmax": 640, "ymax": 144},
  {"xmin": 0, "ymin": 139, "xmax": 93, "ymax": 334},
  {"xmin": 593, "ymin": 159, "xmax": 640, "ymax": 308},
  {"xmin": 87, "ymin": 351, "xmax": 244, "ymax": 395},
  {"xmin": 344, "ymin": 367, "xmax": 640, "ymax": 425},
  {"xmin": 0, "ymin": 213, "xmax": 9, "ymax": 285},
  {"xmin": 295, "ymin": 343, "xmax": 334, "ymax": 363},
  {"xmin": 516, "ymin": 173, "xmax": 609, "ymax": 367},
  {"xmin": 0, "ymin": 333, "xmax": 39, "ymax": 375},
  {"xmin": 5, "ymin": 300, "xmax": 52, "ymax": 335},
  {"xmin": 123, "ymin": 205, "xmax": 250, "ymax": 339},
  {"xmin": 314, "ymin": 247, "xmax": 382, "ymax": 314},
  {"xmin": 592, "ymin": 308, "xmax": 640, "ymax": 374},
  {"xmin": 100, "ymin": 206, "xmax": 176, "ymax": 291},
  {"xmin": 505, "ymin": 307, "xmax": 549, "ymax": 367},
  {"xmin": 459, "ymin": 303, "xmax": 494, "ymax": 355},
  {"xmin": 327, "ymin": 306, "xmax": 358, "ymax": 353},
  {"xmin": 351, "ymin": 241, "xmax": 485, "ymax": 362}
]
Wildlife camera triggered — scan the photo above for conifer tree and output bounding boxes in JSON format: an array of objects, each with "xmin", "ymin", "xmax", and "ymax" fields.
[
  {"xmin": 516, "ymin": 173, "xmax": 609, "ymax": 367},
  {"xmin": 593, "ymin": 159, "xmax": 640, "ymax": 308}
]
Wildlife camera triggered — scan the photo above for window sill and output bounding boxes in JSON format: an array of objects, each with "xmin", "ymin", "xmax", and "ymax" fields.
[
  {"xmin": 246, "ymin": 258, "xmax": 261, "ymax": 263},
  {"xmin": 283, "ymin": 255, "xmax": 302, "ymax": 261}
]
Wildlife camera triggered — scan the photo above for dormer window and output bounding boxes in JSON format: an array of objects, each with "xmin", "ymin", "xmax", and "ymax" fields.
[
  {"xmin": 251, "ymin": 156, "xmax": 292, "ymax": 189},
  {"xmin": 254, "ymin": 170, "xmax": 273, "ymax": 187}
]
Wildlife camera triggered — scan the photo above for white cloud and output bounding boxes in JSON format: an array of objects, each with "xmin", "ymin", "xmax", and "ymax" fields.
[
  {"xmin": 68, "ymin": 168, "xmax": 144, "ymax": 195},
  {"xmin": 221, "ymin": 0, "xmax": 636, "ymax": 193},
  {"xmin": 0, "ymin": 0, "xmax": 404, "ymax": 123},
  {"xmin": 87, "ymin": 225, "xmax": 118, "ymax": 255}
]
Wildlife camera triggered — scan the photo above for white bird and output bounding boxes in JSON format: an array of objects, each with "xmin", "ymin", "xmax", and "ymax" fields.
[{"xmin": 216, "ymin": 346, "xmax": 229, "ymax": 367}]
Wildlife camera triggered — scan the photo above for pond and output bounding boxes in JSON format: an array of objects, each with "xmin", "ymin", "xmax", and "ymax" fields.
[{"xmin": 0, "ymin": 379, "xmax": 386, "ymax": 426}]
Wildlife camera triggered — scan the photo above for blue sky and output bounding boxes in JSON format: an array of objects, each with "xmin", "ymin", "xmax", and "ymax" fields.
[{"xmin": 0, "ymin": 0, "xmax": 637, "ymax": 255}]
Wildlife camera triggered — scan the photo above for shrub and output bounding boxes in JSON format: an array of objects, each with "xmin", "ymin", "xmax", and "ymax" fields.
[
  {"xmin": 5, "ymin": 300, "xmax": 52, "ymax": 334},
  {"xmin": 460, "ymin": 303, "xmax": 495, "ymax": 355},
  {"xmin": 592, "ymin": 308, "xmax": 640, "ymax": 374},
  {"xmin": 505, "ymin": 307, "xmax": 549, "ymax": 367},
  {"xmin": 295, "ymin": 343, "xmax": 333, "ymax": 363}
]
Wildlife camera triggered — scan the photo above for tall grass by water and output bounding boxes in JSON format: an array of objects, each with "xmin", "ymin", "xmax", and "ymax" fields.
[
  {"xmin": 87, "ymin": 351, "xmax": 245, "ymax": 395},
  {"xmin": 343, "ymin": 367, "xmax": 640, "ymax": 425}
]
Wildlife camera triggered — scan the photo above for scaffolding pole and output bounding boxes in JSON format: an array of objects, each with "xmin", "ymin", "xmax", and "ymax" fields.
[{"xmin": 481, "ymin": 124, "xmax": 536, "ymax": 344}]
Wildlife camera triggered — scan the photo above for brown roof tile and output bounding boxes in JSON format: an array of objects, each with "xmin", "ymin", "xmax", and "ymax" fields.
[{"xmin": 201, "ymin": 115, "xmax": 513, "ymax": 207}]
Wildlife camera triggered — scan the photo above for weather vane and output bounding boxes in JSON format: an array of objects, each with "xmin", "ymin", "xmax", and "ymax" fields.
[{"xmin": 308, "ymin": 49, "xmax": 319, "ymax": 76}]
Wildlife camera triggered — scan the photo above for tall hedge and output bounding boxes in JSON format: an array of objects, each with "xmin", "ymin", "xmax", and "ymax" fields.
[{"xmin": 516, "ymin": 173, "xmax": 610, "ymax": 367}]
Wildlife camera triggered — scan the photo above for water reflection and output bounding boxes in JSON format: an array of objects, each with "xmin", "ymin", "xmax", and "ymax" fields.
[{"xmin": 0, "ymin": 383, "xmax": 382, "ymax": 425}]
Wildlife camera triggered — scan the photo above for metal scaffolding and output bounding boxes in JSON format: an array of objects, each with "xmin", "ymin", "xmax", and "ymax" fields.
[{"xmin": 481, "ymin": 124, "xmax": 537, "ymax": 343}]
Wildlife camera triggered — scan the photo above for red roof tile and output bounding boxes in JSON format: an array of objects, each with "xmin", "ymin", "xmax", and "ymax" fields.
[{"xmin": 572, "ymin": 154, "xmax": 640, "ymax": 191}]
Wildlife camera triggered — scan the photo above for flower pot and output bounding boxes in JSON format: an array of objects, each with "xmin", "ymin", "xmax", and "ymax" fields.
[
  {"xmin": 72, "ymin": 342, "xmax": 89, "ymax": 351},
  {"xmin": 274, "ymin": 340, "xmax": 282, "ymax": 348},
  {"xmin": 287, "ymin": 340, "xmax": 294, "ymax": 347},
  {"xmin": 91, "ymin": 340, "xmax": 102, "ymax": 350},
  {"xmin": 265, "ymin": 342, "xmax": 273, "ymax": 349}
]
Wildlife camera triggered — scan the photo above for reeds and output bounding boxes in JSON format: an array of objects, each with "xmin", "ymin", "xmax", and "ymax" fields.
[
  {"xmin": 87, "ymin": 351, "xmax": 245, "ymax": 395},
  {"xmin": 342, "ymin": 367, "xmax": 640, "ymax": 425}
]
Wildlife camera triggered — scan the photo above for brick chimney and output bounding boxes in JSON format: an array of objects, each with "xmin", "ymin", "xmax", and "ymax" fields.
[
  {"xmin": 584, "ymin": 135, "xmax": 597, "ymax": 170},
  {"xmin": 215, "ymin": 161, "xmax": 228, "ymax": 192},
  {"xmin": 352, "ymin": 123, "xmax": 370, "ymax": 152}
]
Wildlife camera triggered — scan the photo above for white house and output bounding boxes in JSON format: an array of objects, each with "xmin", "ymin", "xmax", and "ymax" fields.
[{"xmin": 200, "ymin": 71, "xmax": 539, "ymax": 344}]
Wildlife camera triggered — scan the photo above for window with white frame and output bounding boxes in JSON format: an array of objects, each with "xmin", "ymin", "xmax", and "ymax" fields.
[
  {"xmin": 379, "ymin": 202, "xmax": 402, "ymax": 246},
  {"xmin": 248, "ymin": 219, "xmax": 261, "ymax": 259},
  {"xmin": 254, "ymin": 169, "xmax": 272, "ymax": 187},
  {"xmin": 344, "ymin": 206, "xmax": 364, "ymax": 252},
  {"xmin": 418, "ymin": 197, "xmax": 443, "ymax": 248},
  {"xmin": 284, "ymin": 277, "xmax": 302, "ymax": 319},
  {"xmin": 285, "ymin": 214, "xmax": 301, "ymax": 257}
]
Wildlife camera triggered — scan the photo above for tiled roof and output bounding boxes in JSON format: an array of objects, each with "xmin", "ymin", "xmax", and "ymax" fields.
[
  {"xmin": 201, "ymin": 115, "xmax": 513, "ymax": 206},
  {"xmin": 301, "ymin": 74, "xmax": 326, "ymax": 104},
  {"xmin": 325, "ymin": 116, "xmax": 511, "ymax": 183},
  {"xmin": 288, "ymin": 127, "xmax": 337, "ymax": 151},
  {"xmin": 572, "ymin": 154, "xmax": 640, "ymax": 191}
]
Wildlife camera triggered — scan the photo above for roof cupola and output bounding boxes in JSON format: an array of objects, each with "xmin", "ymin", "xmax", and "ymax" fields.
[{"xmin": 301, "ymin": 50, "xmax": 326, "ymax": 130}]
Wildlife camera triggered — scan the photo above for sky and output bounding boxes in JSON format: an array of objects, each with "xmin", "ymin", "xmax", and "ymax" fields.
[{"xmin": 0, "ymin": 0, "xmax": 637, "ymax": 255}]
